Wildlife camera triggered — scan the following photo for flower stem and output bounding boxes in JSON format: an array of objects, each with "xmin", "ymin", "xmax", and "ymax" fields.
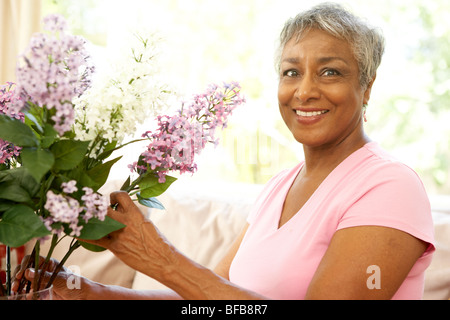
[
  {"xmin": 45, "ymin": 240, "xmax": 81, "ymax": 289},
  {"xmin": 16, "ymin": 247, "xmax": 36, "ymax": 295},
  {"xmin": 126, "ymin": 172, "xmax": 145, "ymax": 193},
  {"xmin": 5, "ymin": 246, "xmax": 11, "ymax": 296},
  {"xmin": 32, "ymin": 241, "xmax": 40, "ymax": 293},
  {"xmin": 99, "ymin": 138, "xmax": 147, "ymax": 159},
  {"xmin": 36, "ymin": 234, "xmax": 58, "ymax": 290}
]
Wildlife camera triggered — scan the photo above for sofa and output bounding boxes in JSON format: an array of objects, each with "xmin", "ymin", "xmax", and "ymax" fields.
[{"xmin": 39, "ymin": 178, "xmax": 450, "ymax": 300}]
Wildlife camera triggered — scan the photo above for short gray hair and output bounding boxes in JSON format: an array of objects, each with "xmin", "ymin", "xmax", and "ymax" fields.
[{"xmin": 276, "ymin": 2, "xmax": 385, "ymax": 89}]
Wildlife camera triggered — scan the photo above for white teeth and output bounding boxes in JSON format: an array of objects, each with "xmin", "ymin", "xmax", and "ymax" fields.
[{"xmin": 296, "ymin": 110, "xmax": 328, "ymax": 117}]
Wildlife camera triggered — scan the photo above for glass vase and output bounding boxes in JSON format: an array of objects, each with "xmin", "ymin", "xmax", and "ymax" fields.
[{"xmin": 0, "ymin": 285, "xmax": 53, "ymax": 300}]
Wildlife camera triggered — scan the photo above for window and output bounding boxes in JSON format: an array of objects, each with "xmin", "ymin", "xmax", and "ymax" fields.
[{"xmin": 42, "ymin": 0, "xmax": 450, "ymax": 194}]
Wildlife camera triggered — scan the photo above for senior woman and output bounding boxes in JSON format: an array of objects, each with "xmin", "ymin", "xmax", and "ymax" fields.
[{"xmin": 14, "ymin": 3, "xmax": 434, "ymax": 300}]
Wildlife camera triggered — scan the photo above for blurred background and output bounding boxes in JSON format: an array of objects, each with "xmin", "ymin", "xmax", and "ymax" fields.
[{"xmin": 1, "ymin": 0, "xmax": 449, "ymax": 195}]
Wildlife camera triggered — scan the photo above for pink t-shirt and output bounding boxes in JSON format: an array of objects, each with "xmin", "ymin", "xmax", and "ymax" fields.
[{"xmin": 229, "ymin": 142, "xmax": 435, "ymax": 299}]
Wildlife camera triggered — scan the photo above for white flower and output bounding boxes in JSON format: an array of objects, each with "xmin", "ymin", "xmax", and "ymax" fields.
[{"xmin": 73, "ymin": 32, "xmax": 175, "ymax": 155}]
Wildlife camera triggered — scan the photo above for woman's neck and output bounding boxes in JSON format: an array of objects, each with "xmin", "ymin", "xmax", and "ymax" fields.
[{"xmin": 301, "ymin": 132, "xmax": 370, "ymax": 177}]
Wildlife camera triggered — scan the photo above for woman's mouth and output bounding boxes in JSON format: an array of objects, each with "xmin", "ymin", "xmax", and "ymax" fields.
[
  {"xmin": 295, "ymin": 110, "xmax": 329, "ymax": 117},
  {"xmin": 293, "ymin": 109, "xmax": 329, "ymax": 125}
]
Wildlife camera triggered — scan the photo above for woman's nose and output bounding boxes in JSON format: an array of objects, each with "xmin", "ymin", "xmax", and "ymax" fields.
[{"xmin": 294, "ymin": 74, "xmax": 320, "ymax": 103}]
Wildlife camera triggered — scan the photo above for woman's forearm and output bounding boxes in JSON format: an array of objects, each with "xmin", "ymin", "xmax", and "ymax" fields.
[
  {"xmin": 125, "ymin": 221, "xmax": 267, "ymax": 300},
  {"xmin": 84, "ymin": 278, "xmax": 182, "ymax": 300},
  {"xmin": 82, "ymin": 261, "xmax": 264, "ymax": 300},
  {"xmin": 158, "ymin": 252, "xmax": 267, "ymax": 300}
]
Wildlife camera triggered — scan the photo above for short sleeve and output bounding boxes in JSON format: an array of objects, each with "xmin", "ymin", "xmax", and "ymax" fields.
[{"xmin": 337, "ymin": 162, "xmax": 435, "ymax": 253}]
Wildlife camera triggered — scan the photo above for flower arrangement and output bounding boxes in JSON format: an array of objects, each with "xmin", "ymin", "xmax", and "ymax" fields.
[{"xmin": 0, "ymin": 14, "xmax": 245, "ymax": 299}]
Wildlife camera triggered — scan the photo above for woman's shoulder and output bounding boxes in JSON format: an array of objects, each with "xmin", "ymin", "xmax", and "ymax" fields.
[
  {"xmin": 360, "ymin": 142, "xmax": 424, "ymax": 185},
  {"xmin": 335, "ymin": 142, "xmax": 430, "ymax": 210}
]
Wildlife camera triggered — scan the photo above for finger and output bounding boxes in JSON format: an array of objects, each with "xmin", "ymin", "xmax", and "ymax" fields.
[
  {"xmin": 24, "ymin": 268, "xmax": 67, "ymax": 293},
  {"xmin": 11, "ymin": 272, "xmax": 22, "ymax": 292},
  {"xmin": 106, "ymin": 205, "xmax": 129, "ymax": 224},
  {"xmin": 110, "ymin": 192, "xmax": 146, "ymax": 221},
  {"xmin": 13, "ymin": 264, "xmax": 24, "ymax": 281},
  {"xmin": 110, "ymin": 191, "xmax": 135, "ymax": 212},
  {"xmin": 12, "ymin": 254, "xmax": 34, "ymax": 285},
  {"xmin": 24, "ymin": 268, "xmax": 37, "ymax": 282},
  {"xmin": 11, "ymin": 266, "xmax": 26, "ymax": 292}
]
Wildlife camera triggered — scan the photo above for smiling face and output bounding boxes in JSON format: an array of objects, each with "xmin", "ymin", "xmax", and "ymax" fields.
[{"xmin": 278, "ymin": 28, "xmax": 374, "ymax": 149}]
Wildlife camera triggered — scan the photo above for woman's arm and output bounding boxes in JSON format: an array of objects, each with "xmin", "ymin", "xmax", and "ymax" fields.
[
  {"xmin": 87, "ymin": 192, "xmax": 267, "ymax": 300},
  {"xmin": 14, "ymin": 258, "xmax": 183, "ymax": 300},
  {"xmin": 87, "ymin": 224, "xmax": 251, "ymax": 300},
  {"xmin": 83, "ymin": 280, "xmax": 183, "ymax": 300},
  {"xmin": 154, "ymin": 223, "xmax": 267, "ymax": 300},
  {"xmin": 305, "ymin": 225, "xmax": 428, "ymax": 299}
]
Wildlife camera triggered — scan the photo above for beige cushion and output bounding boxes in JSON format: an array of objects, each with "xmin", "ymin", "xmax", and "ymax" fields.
[{"xmin": 423, "ymin": 210, "xmax": 450, "ymax": 300}]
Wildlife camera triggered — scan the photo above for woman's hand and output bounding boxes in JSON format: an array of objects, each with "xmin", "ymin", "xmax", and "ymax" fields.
[
  {"xmin": 85, "ymin": 191, "xmax": 178, "ymax": 282},
  {"xmin": 12, "ymin": 256, "xmax": 88, "ymax": 300}
]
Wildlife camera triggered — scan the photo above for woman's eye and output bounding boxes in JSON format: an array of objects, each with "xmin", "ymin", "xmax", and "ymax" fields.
[
  {"xmin": 283, "ymin": 70, "xmax": 299, "ymax": 77},
  {"xmin": 322, "ymin": 69, "xmax": 340, "ymax": 77}
]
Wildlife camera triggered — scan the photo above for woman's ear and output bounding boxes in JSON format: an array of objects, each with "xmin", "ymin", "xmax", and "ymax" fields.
[{"xmin": 363, "ymin": 74, "xmax": 377, "ymax": 105}]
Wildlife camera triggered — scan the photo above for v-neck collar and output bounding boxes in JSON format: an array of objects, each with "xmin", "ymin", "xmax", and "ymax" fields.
[{"xmin": 273, "ymin": 142, "xmax": 375, "ymax": 232}]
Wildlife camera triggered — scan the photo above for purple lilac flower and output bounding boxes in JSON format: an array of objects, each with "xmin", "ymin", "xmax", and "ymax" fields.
[
  {"xmin": 0, "ymin": 83, "xmax": 24, "ymax": 164},
  {"xmin": 130, "ymin": 82, "xmax": 245, "ymax": 183},
  {"xmin": 81, "ymin": 187, "xmax": 109, "ymax": 223},
  {"xmin": 61, "ymin": 180, "xmax": 78, "ymax": 193},
  {"xmin": 43, "ymin": 181, "xmax": 108, "ymax": 237},
  {"xmin": 10, "ymin": 14, "xmax": 93, "ymax": 135},
  {"xmin": 44, "ymin": 190, "xmax": 84, "ymax": 237}
]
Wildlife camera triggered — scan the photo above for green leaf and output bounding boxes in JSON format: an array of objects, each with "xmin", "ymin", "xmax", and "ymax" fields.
[
  {"xmin": 51, "ymin": 140, "xmax": 90, "ymax": 171},
  {"xmin": 21, "ymin": 147, "xmax": 55, "ymax": 182},
  {"xmin": 138, "ymin": 173, "xmax": 159, "ymax": 189},
  {"xmin": 0, "ymin": 201, "xmax": 14, "ymax": 213},
  {"xmin": 77, "ymin": 216, "xmax": 125, "ymax": 240},
  {"xmin": 24, "ymin": 111, "xmax": 44, "ymax": 135},
  {"xmin": 140, "ymin": 174, "xmax": 177, "ymax": 198},
  {"xmin": 97, "ymin": 140, "xmax": 118, "ymax": 161},
  {"xmin": 24, "ymin": 103, "xmax": 44, "ymax": 129},
  {"xmin": 0, "ymin": 205, "xmax": 50, "ymax": 247},
  {"xmin": 87, "ymin": 156, "xmax": 122, "ymax": 189},
  {"xmin": 137, "ymin": 193, "xmax": 165, "ymax": 210},
  {"xmin": 40, "ymin": 124, "xmax": 58, "ymax": 149},
  {"xmin": 0, "ymin": 167, "xmax": 40, "ymax": 197},
  {"xmin": 79, "ymin": 241, "xmax": 107, "ymax": 252},
  {"xmin": 64, "ymin": 166, "xmax": 97, "ymax": 189},
  {"xmin": 0, "ymin": 114, "xmax": 39, "ymax": 147},
  {"xmin": 0, "ymin": 181, "xmax": 32, "ymax": 203},
  {"xmin": 120, "ymin": 176, "xmax": 131, "ymax": 191}
]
